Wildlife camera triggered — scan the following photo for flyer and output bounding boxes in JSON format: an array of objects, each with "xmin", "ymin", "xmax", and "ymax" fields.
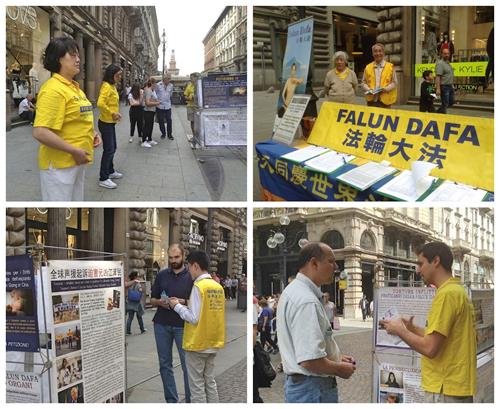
[
  {"xmin": 375, "ymin": 287, "xmax": 435, "ymax": 348},
  {"xmin": 377, "ymin": 363, "xmax": 424, "ymax": 403},
  {"xmin": 48, "ymin": 260, "xmax": 125, "ymax": 403}
]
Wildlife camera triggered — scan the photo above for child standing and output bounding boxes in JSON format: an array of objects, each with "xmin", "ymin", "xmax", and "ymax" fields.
[{"xmin": 419, "ymin": 70, "xmax": 437, "ymax": 113}]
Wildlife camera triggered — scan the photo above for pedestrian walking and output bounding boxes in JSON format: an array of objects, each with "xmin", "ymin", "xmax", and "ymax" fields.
[
  {"xmin": 142, "ymin": 78, "xmax": 160, "ymax": 148},
  {"xmin": 184, "ymin": 73, "xmax": 198, "ymax": 135},
  {"xmin": 33, "ymin": 37, "xmax": 101, "ymax": 201},
  {"xmin": 126, "ymin": 271, "xmax": 146, "ymax": 335},
  {"xmin": 230, "ymin": 276, "xmax": 239, "ymax": 300},
  {"xmin": 359, "ymin": 294, "xmax": 369, "ymax": 322},
  {"xmin": 128, "ymin": 83, "xmax": 144, "ymax": 143},
  {"xmin": 223, "ymin": 277, "xmax": 232, "ymax": 300},
  {"xmin": 258, "ymin": 299, "xmax": 278, "ymax": 354},
  {"xmin": 361, "ymin": 43, "xmax": 398, "ymax": 108},
  {"xmin": 150, "ymin": 243, "xmax": 193, "ymax": 403},
  {"xmin": 322, "ymin": 292, "xmax": 336, "ymax": 329},
  {"xmin": 169, "ymin": 250, "xmax": 225, "ymax": 403},
  {"xmin": 381, "ymin": 241, "xmax": 476, "ymax": 403},
  {"xmin": 97, "ymin": 64, "xmax": 123, "ymax": 189},
  {"xmin": 155, "ymin": 74, "xmax": 174, "ymax": 140},
  {"xmin": 277, "ymin": 242, "xmax": 356, "ymax": 403}
]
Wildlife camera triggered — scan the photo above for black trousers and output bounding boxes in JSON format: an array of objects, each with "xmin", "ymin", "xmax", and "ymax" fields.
[
  {"xmin": 143, "ymin": 111, "xmax": 155, "ymax": 142},
  {"xmin": 129, "ymin": 106, "xmax": 143, "ymax": 138}
]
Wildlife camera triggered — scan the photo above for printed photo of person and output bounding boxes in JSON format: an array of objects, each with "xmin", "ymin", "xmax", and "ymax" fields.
[
  {"xmin": 52, "ymin": 293, "xmax": 80, "ymax": 324},
  {"xmin": 56, "ymin": 353, "xmax": 83, "ymax": 389},
  {"xmin": 6, "ymin": 289, "xmax": 34, "ymax": 316},
  {"xmin": 380, "ymin": 369, "xmax": 404, "ymax": 389},
  {"xmin": 379, "ymin": 391, "xmax": 403, "ymax": 403},
  {"xmin": 55, "ymin": 323, "xmax": 81, "ymax": 357},
  {"xmin": 58, "ymin": 382, "xmax": 84, "ymax": 403}
]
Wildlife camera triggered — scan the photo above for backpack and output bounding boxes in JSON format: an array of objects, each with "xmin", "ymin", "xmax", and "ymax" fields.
[
  {"xmin": 128, "ymin": 287, "xmax": 141, "ymax": 302},
  {"xmin": 253, "ymin": 342, "xmax": 276, "ymax": 387}
]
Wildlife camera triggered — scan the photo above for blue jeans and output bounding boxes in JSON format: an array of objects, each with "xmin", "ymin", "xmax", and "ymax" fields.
[
  {"xmin": 438, "ymin": 84, "xmax": 455, "ymax": 114},
  {"xmin": 98, "ymin": 120, "xmax": 116, "ymax": 181},
  {"xmin": 156, "ymin": 108, "xmax": 172, "ymax": 137},
  {"xmin": 126, "ymin": 310, "xmax": 144, "ymax": 333},
  {"xmin": 285, "ymin": 375, "xmax": 339, "ymax": 403},
  {"xmin": 154, "ymin": 323, "xmax": 191, "ymax": 403}
]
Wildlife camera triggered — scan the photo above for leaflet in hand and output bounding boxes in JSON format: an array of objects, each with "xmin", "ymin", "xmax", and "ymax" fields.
[
  {"xmin": 336, "ymin": 161, "xmax": 397, "ymax": 191},
  {"xmin": 365, "ymin": 87, "xmax": 384, "ymax": 95},
  {"xmin": 280, "ymin": 145, "xmax": 330, "ymax": 163},
  {"xmin": 422, "ymin": 181, "xmax": 488, "ymax": 202},
  {"xmin": 304, "ymin": 150, "xmax": 354, "ymax": 174}
]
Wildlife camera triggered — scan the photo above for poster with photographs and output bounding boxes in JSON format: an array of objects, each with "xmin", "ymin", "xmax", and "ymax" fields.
[
  {"xmin": 377, "ymin": 363, "xmax": 424, "ymax": 403},
  {"xmin": 48, "ymin": 260, "xmax": 125, "ymax": 403},
  {"xmin": 375, "ymin": 287, "xmax": 435, "ymax": 348},
  {"xmin": 470, "ymin": 289, "xmax": 494, "ymax": 353}
]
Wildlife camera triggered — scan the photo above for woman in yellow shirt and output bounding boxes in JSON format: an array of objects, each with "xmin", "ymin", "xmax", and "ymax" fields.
[
  {"xmin": 32, "ymin": 37, "xmax": 101, "ymax": 201},
  {"xmin": 97, "ymin": 64, "xmax": 123, "ymax": 189}
]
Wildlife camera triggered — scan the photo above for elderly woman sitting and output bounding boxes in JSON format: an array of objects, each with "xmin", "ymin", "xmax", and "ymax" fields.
[{"xmin": 323, "ymin": 51, "xmax": 359, "ymax": 104}]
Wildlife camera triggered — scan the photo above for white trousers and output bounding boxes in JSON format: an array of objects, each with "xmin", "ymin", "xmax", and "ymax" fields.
[
  {"xmin": 40, "ymin": 165, "xmax": 86, "ymax": 201},
  {"xmin": 185, "ymin": 351, "xmax": 219, "ymax": 403}
]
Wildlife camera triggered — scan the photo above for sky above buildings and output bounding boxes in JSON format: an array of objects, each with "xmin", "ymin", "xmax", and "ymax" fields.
[{"xmin": 155, "ymin": 5, "xmax": 224, "ymax": 75}]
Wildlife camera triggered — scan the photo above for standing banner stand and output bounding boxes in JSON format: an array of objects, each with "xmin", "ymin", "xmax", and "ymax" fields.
[
  {"xmin": 371, "ymin": 283, "xmax": 494, "ymax": 403},
  {"xmin": 6, "ymin": 245, "xmax": 127, "ymax": 403}
]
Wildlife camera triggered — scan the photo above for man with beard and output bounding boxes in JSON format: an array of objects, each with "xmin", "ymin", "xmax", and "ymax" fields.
[
  {"xmin": 380, "ymin": 242, "xmax": 476, "ymax": 403},
  {"xmin": 151, "ymin": 243, "xmax": 194, "ymax": 403},
  {"xmin": 435, "ymin": 48, "xmax": 455, "ymax": 114}
]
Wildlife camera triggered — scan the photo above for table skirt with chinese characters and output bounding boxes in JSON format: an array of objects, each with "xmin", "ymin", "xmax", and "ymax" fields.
[{"xmin": 255, "ymin": 140, "xmax": 494, "ymax": 202}]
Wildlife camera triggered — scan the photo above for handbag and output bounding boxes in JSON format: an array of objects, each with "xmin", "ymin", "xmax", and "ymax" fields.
[
  {"xmin": 253, "ymin": 342, "xmax": 276, "ymax": 387},
  {"xmin": 127, "ymin": 287, "xmax": 141, "ymax": 302}
]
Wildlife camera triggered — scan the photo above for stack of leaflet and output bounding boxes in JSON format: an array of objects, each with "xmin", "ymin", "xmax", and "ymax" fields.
[
  {"xmin": 303, "ymin": 150, "xmax": 354, "ymax": 174},
  {"xmin": 422, "ymin": 181, "xmax": 488, "ymax": 202},
  {"xmin": 280, "ymin": 145, "xmax": 330, "ymax": 163},
  {"xmin": 336, "ymin": 161, "xmax": 397, "ymax": 191},
  {"xmin": 376, "ymin": 161, "xmax": 437, "ymax": 201}
]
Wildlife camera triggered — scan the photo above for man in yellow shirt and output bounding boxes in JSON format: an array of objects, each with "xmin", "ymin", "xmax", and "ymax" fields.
[
  {"xmin": 361, "ymin": 43, "xmax": 398, "ymax": 108},
  {"xmin": 381, "ymin": 241, "xmax": 476, "ymax": 403},
  {"xmin": 169, "ymin": 250, "xmax": 225, "ymax": 403},
  {"xmin": 184, "ymin": 73, "xmax": 198, "ymax": 136}
]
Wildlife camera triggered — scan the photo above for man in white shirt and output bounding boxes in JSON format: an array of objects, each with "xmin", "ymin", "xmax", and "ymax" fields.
[
  {"xmin": 277, "ymin": 242, "xmax": 356, "ymax": 402},
  {"xmin": 18, "ymin": 94, "xmax": 35, "ymax": 123}
]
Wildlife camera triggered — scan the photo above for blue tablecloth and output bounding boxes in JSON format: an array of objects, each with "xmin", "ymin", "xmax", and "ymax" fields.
[{"xmin": 255, "ymin": 140, "xmax": 494, "ymax": 202}]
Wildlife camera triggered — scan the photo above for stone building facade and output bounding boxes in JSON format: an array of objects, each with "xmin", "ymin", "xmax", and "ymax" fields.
[
  {"xmin": 6, "ymin": 6, "xmax": 160, "ymax": 128},
  {"xmin": 202, "ymin": 27, "xmax": 216, "ymax": 72},
  {"xmin": 254, "ymin": 207, "xmax": 494, "ymax": 319}
]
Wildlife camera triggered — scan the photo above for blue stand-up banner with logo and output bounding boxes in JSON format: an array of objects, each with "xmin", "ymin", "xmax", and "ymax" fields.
[{"xmin": 6, "ymin": 254, "xmax": 39, "ymax": 352}]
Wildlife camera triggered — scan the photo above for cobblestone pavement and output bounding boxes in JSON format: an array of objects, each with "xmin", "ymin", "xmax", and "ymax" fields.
[
  {"xmin": 258, "ymin": 327, "xmax": 373, "ymax": 403},
  {"xmin": 216, "ymin": 358, "xmax": 247, "ymax": 403}
]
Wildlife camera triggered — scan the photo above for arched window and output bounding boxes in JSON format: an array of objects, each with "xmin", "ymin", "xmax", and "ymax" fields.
[
  {"xmin": 360, "ymin": 230, "xmax": 376, "ymax": 252},
  {"xmin": 321, "ymin": 230, "xmax": 344, "ymax": 249}
]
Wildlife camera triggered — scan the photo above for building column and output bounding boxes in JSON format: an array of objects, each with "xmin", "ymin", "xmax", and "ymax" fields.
[
  {"xmin": 85, "ymin": 40, "xmax": 96, "ymax": 103},
  {"xmin": 344, "ymin": 254, "xmax": 362, "ymax": 319},
  {"xmin": 128, "ymin": 209, "xmax": 147, "ymax": 279},
  {"xmin": 95, "ymin": 43, "xmax": 103, "ymax": 98},
  {"xmin": 75, "ymin": 32, "xmax": 84, "ymax": 89},
  {"xmin": 88, "ymin": 208, "xmax": 104, "ymax": 255},
  {"xmin": 6, "ymin": 208, "xmax": 26, "ymax": 256},
  {"xmin": 47, "ymin": 209, "xmax": 67, "ymax": 260}
]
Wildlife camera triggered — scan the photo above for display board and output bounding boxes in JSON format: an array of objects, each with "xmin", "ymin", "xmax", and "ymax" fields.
[{"xmin": 201, "ymin": 73, "xmax": 247, "ymax": 109}]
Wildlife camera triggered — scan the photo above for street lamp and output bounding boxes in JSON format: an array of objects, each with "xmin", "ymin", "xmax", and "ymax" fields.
[
  {"xmin": 161, "ymin": 29, "xmax": 166, "ymax": 79},
  {"xmin": 266, "ymin": 216, "xmax": 307, "ymax": 291}
]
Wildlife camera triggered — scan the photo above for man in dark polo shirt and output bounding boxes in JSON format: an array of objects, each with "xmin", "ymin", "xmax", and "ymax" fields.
[{"xmin": 151, "ymin": 243, "xmax": 194, "ymax": 403}]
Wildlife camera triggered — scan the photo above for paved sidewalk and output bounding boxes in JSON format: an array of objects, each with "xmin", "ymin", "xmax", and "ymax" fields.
[{"xmin": 7, "ymin": 104, "xmax": 246, "ymax": 201}]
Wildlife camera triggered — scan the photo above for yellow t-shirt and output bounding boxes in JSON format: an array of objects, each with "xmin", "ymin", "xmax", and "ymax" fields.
[
  {"xmin": 184, "ymin": 82, "xmax": 195, "ymax": 108},
  {"xmin": 421, "ymin": 277, "xmax": 476, "ymax": 396},
  {"xmin": 34, "ymin": 73, "xmax": 94, "ymax": 170},
  {"xmin": 97, "ymin": 81, "xmax": 120, "ymax": 123}
]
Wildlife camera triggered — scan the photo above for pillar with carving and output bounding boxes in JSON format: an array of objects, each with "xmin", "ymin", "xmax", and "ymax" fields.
[
  {"xmin": 128, "ymin": 208, "xmax": 147, "ymax": 279},
  {"xmin": 6, "ymin": 208, "xmax": 26, "ymax": 256}
]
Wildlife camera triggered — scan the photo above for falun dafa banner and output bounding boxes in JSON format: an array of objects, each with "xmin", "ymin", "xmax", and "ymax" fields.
[{"xmin": 308, "ymin": 102, "xmax": 493, "ymax": 191}]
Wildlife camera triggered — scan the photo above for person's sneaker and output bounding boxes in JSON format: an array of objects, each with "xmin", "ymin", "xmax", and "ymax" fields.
[
  {"xmin": 149, "ymin": 140, "xmax": 158, "ymax": 145},
  {"xmin": 141, "ymin": 329, "xmax": 148, "ymax": 334},
  {"xmin": 160, "ymin": 134, "xmax": 166, "ymax": 139},
  {"xmin": 126, "ymin": 332, "xmax": 132, "ymax": 335},
  {"xmin": 99, "ymin": 179, "xmax": 117, "ymax": 189},
  {"xmin": 128, "ymin": 137, "xmax": 133, "ymax": 143},
  {"xmin": 168, "ymin": 135, "xmax": 174, "ymax": 140},
  {"xmin": 109, "ymin": 171, "xmax": 123, "ymax": 179},
  {"xmin": 141, "ymin": 141, "xmax": 152, "ymax": 148}
]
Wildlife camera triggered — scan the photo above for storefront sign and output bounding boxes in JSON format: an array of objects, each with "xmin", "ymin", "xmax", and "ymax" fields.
[
  {"xmin": 216, "ymin": 240, "xmax": 228, "ymax": 252},
  {"xmin": 6, "ymin": 254, "xmax": 39, "ymax": 352},
  {"xmin": 6, "ymin": 6, "xmax": 38, "ymax": 30},
  {"xmin": 6, "ymin": 371, "xmax": 42, "ymax": 403},
  {"xmin": 454, "ymin": 83, "xmax": 480, "ymax": 93},
  {"xmin": 48, "ymin": 260, "xmax": 125, "ymax": 403},
  {"xmin": 415, "ymin": 62, "xmax": 488, "ymax": 77},
  {"xmin": 201, "ymin": 73, "xmax": 247, "ymax": 109},
  {"xmin": 308, "ymin": 102, "xmax": 494, "ymax": 191},
  {"xmin": 277, "ymin": 17, "xmax": 314, "ymax": 113},
  {"xmin": 189, "ymin": 233, "xmax": 205, "ymax": 246}
]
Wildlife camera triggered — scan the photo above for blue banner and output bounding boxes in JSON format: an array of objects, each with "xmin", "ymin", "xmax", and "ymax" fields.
[
  {"xmin": 6, "ymin": 254, "xmax": 39, "ymax": 352},
  {"xmin": 277, "ymin": 17, "xmax": 314, "ymax": 115}
]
